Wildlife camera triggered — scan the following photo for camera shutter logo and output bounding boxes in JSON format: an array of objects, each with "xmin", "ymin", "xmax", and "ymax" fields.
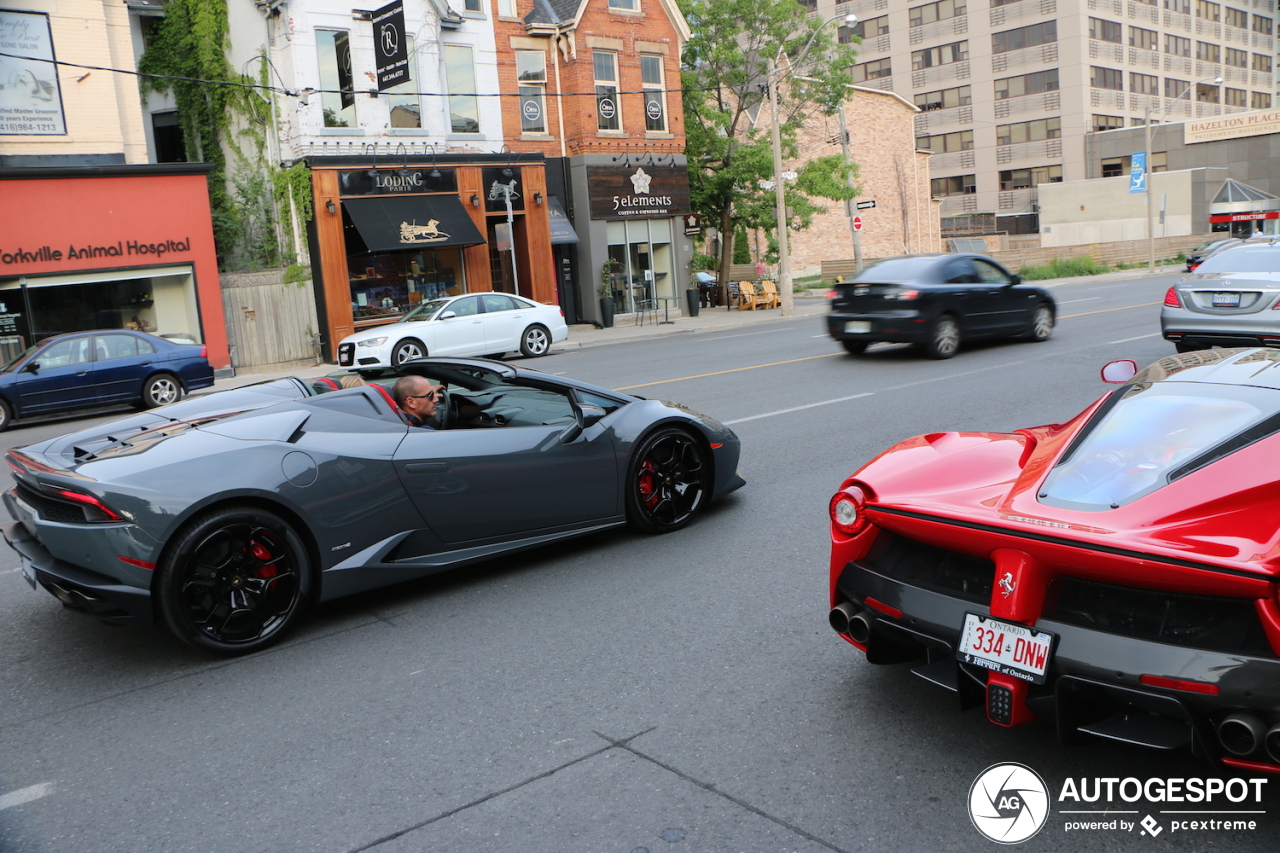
[{"xmin": 968, "ymin": 763, "xmax": 1050, "ymax": 844}]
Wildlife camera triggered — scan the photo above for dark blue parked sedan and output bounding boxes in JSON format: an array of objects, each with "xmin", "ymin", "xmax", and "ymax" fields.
[{"xmin": 0, "ymin": 330, "xmax": 214, "ymax": 430}]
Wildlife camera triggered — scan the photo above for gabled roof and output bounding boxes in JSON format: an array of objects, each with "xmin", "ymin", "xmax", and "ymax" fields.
[
  {"xmin": 1213, "ymin": 178, "xmax": 1278, "ymax": 204},
  {"xmin": 525, "ymin": 0, "xmax": 584, "ymax": 26}
]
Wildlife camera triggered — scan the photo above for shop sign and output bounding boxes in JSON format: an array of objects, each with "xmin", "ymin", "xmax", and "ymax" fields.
[
  {"xmin": 0, "ymin": 238, "xmax": 193, "ymax": 268},
  {"xmin": 483, "ymin": 167, "xmax": 525, "ymax": 213},
  {"xmin": 0, "ymin": 10, "xmax": 66, "ymax": 135},
  {"xmin": 1209, "ymin": 210, "xmax": 1280, "ymax": 223},
  {"xmin": 1185, "ymin": 109, "xmax": 1280, "ymax": 144},
  {"xmin": 372, "ymin": 1, "xmax": 409, "ymax": 91},
  {"xmin": 339, "ymin": 169, "xmax": 457, "ymax": 196},
  {"xmin": 586, "ymin": 165, "xmax": 692, "ymax": 220},
  {"xmin": 682, "ymin": 213, "xmax": 701, "ymax": 236},
  {"xmin": 335, "ymin": 32, "xmax": 354, "ymax": 109}
]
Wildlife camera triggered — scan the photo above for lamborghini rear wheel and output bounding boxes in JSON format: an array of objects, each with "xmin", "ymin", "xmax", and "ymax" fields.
[{"xmin": 157, "ymin": 506, "xmax": 311, "ymax": 655}]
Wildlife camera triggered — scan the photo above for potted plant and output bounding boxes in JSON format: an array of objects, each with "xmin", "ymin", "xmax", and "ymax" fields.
[{"xmin": 599, "ymin": 258, "xmax": 622, "ymax": 328}]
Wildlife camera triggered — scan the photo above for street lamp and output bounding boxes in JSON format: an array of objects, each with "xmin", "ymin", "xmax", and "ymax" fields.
[
  {"xmin": 768, "ymin": 12, "xmax": 856, "ymax": 317},
  {"xmin": 1145, "ymin": 75, "xmax": 1221, "ymax": 271}
]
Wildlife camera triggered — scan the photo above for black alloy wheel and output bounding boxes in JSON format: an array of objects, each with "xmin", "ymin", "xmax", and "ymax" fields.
[
  {"xmin": 520, "ymin": 325, "xmax": 551, "ymax": 357},
  {"xmin": 921, "ymin": 314, "xmax": 961, "ymax": 359},
  {"xmin": 841, "ymin": 340, "xmax": 868, "ymax": 355},
  {"xmin": 392, "ymin": 339, "xmax": 426, "ymax": 367},
  {"xmin": 157, "ymin": 506, "xmax": 311, "ymax": 654},
  {"xmin": 625, "ymin": 427, "xmax": 708, "ymax": 534}
]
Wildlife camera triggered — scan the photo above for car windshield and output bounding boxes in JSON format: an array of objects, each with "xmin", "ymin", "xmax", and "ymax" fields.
[
  {"xmin": 1195, "ymin": 247, "xmax": 1280, "ymax": 274},
  {"xmin": 847, "ymin": 257, "xmax": 937, "ymax": 283},
  {"xmin": 1039, "ymin": 382, "xmax": 1280, "ymax": 510},
  {"xmin": 401, "ymin": 299, "xmax": 452, "ymax": 322}
]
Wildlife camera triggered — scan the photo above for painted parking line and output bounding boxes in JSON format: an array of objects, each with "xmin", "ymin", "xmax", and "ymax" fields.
[
  {"xmin": 0, "ymin": 783, "xmax": 54, "ymax": 812},
  {"xmin": 1109, "ymin": 333, "xmax": 1161, "ymax": 344}
]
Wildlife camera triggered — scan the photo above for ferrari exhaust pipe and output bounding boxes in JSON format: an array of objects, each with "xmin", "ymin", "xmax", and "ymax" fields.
[
  {"xmin": 829, "ymin": 602, "xmax": 861, "ymax": 635},
  {"xmin": 848, "ymin": 610, "xmax": 876, "ymax": 645},
  {"xmin": 1265, "ymin": 722, "xmax": 1280, "ymax": 764},
  {"xmin": 1218, "ymin": 712, "xmax": 1266, "ymax": 756}
]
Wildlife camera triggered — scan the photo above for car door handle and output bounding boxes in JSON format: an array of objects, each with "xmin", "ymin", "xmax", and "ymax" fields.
[
  {"xmin": 140, "ymin": 360, "xmax": 151, "ymax": 365},
  {"xmin": 75, "ymin": 369, "xmax": 88, "ymax": 375},
  {"xmin": 406, "ymin": 462, "xmax": 450, "ymax": 473}
]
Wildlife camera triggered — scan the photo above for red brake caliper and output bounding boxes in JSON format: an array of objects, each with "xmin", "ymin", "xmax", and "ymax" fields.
[
  {"xmin": 638, "ymin": 460, "xmax": 659, "ymax": 508},
  {"xmin": 250, "ymin": 540, "xmax": 278, "ymax": 591}
]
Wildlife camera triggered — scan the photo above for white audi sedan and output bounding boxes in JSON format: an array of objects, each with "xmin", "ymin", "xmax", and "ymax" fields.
[{"xmin": 337, "ymin": 292, "xmax": 569, "ymax": 372}]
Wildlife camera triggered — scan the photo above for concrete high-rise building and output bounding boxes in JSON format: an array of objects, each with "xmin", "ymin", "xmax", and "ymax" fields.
[{"xmin": 805, "ymin": 0, "xmax": 1277, "ymax": 237}]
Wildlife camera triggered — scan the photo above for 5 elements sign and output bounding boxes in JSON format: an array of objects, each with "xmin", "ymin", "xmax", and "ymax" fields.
[{"xmin": 585, "ymin": 165, "xmax": 692, "ymax": 220}]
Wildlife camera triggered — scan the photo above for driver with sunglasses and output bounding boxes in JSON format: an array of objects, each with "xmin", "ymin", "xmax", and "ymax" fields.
[{"xmin": 391, "ymin": 375, "xmax": 445, "ymax": 429}]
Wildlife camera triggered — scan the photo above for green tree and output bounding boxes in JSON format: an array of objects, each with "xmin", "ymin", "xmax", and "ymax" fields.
[{"xmin": 681, "ymin": 0, "xmax": 860, "ymax": 275}]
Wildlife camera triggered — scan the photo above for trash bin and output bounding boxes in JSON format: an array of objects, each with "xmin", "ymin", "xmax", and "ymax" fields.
[{"xmin": 685, "ymin": 289, "xmax": 701, "ymax": 317}]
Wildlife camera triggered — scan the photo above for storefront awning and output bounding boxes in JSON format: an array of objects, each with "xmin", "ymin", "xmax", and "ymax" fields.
[
  {"xmin": 547, "ymin": 195, "xmax": 579, "ymax": 245},
  {"xmin": 342, "ymin": 195, "xmax": 486, "ymax": 253}
]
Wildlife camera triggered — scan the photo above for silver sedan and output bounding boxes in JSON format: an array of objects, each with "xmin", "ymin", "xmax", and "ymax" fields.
[{"xmin": 1162, "ymin": 241, "xmax": 1280, "ymax": 353}]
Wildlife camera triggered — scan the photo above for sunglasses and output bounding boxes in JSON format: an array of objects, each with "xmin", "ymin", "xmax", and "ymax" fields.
[{"xmin": 406, "ymin": 389, "xmax": 441, "ymax": 401}]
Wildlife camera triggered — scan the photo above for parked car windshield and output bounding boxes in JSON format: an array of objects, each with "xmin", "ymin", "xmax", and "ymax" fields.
[
  {"xmin": 846, "ymin": 257, "xmax": 937, "ymax": 283},
  {"xmin": 401, "ymin": 298, "xmax": 452, "ymax": 322},
  {"xmin": 1039, "ymin": 381, "xmax": 1280, "ymax": 510},
  {"xmin": 1195, "ymin": 246, "xmax": 1280, "ymax": 274}
]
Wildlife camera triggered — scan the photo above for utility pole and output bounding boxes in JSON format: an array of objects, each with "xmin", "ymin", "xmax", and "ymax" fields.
[
  {"xmin": 767, "ymin": 57, "xmax": 794, "ymax": 317},
  {"xmin": 835, "ymin": 107, "xmax": 862, "ymax": 274}
]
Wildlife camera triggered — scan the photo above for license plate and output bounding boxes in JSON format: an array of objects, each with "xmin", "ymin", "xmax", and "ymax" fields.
[
  {"xmin": 1212, "ymin": 292, "xmax": 1241, "ymax": 307},
  {"xmin": 844, "ymin": 321, "xmax": 871, "ymax": 334},
  {"xmin": 957, "ymin": 613, "xmax": 1055, "ymax": 684},
  {"xmin": 20, "ymin": 558, "xmax": 36, "ymax": 589}
]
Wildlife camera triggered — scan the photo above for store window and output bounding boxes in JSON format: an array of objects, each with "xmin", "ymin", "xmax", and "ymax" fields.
[
  {"xmin": 348, "ymin": 246, "xmax": 467, "ymax": 322},
  {"xmin": 317, "ymin": 30, "xmax": 355, "ymax": 128},
  {"xmin": 594, "ymin": 51, "xmax": 620, "ymax": 131},
  {"xmin": 387, "ymin": 35, "xmax": 420, "ymax": 128},
  {"xmin": 641, "ymin": 54, "xmax": 667, "ymax": 132},
  {"xmin": 516, "ymin": 50, "xmax": 547, "ymax": 134},
  {"xmin": 444, "ymin": 45, "xmax": 480, "ymax": 134},
  {"xmin": 604, "ymin": 218, "xmax": 673, "ymax": 315}
]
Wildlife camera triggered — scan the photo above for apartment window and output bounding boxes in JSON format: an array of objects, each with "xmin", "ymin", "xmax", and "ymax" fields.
[
  {"xmin": 1195, "ymin": 42, "xmax": 1220, "ymax": 63},
  {"xmin": 1165, "ymin": 0, "xmax": 1190, "ymax": 11},
  {"xmin": 1254, "ymin": 15, "xmax": 1273, "ymax": 34},
  {"xmin": 317, "ymin": 30, "xmax": 354, "ymax": 128},
  {"xmin": 999, "ymin": 165, "xmax": 1062, "ymax": 190},
  {"xmin": 1089, "ymin": 18, "xmax": 1122, "ymax": 43},
  {"xmin": 992, "ymin": 0, "xmax": 1020, "ymax": 5},
  {"xmin": 915, "ymin": 85, "xmax": 971, "ymax": 110},
  {"xmin": 1196, "ymin": 1, "xmax": 1220, "ymax": 21},
  {"xmin": 444, "ymin": 44, "xmax": 480, "ymax": 133},
  {"xmin": 1226, "ymin": 47, "xmax": 1249, "ymax": 67},
  {"xmin": 498, "ymin": 0, "xmax": 516, "ymax": 14},
  {"xmin": 915, "ymin": 129, "xmax": 973, "ymax": 152},
  {"xmin": 1225, "ymin": 86, "xmax": 1248, "ymax": 106},
  {"xmin": 993, "ymin": 20, "xmax": 1057, "ymax": 54},
  {"xmin": 1165, "ymin": 77, "xmax": 1190, "ymax": 96},
  {"xmin": 1253, "ymin": 53, "xmax": 1273, "ymax": 72},
  {"xmin": 594, "ymin": 50, "xmax": 620, "ymax": 131},
  {"xmin": 912, "ymin": 40, "xmax": 968, "ymax": 70},
  {"xmin": 1093, "ymin": 114, "xmax": 1125, "ymax": 131},
  {"xmin": 641, "ymin": 54, "xmax": 667, "ymax": 132},
  {"xmin": 996, "ymin": 116, "xmax": 1061, "ymax": 145},
  {"xmin": 797, "ymin": 0, "xmax": 817, "ymax": 9},
  {"xmin": 386, "ymin": 35, "xmax": 420, "ymax": 128},
  {"xmin": 1253, "ymin": 91, "xmax": 1273, "ymax": 108},
  {"xmin": 462, "ymin": 0, "xmax": 483, "ymax": 10},
  {"xmin": 1130, "ymin": 26, "xmax": 1158, "ymax": 50},
  {"xmin": 1101, "ymin": 157, "xmax": 1128, "ymax": 177},
  {"xmin": 1196, "ymin": 82, "xmax": 1220, "ymax": 102},
  {"xmin": 1130, "ymin": 72, "xmax": 1159, "ymax": 94},
  {"xmin": 608, "ymin": 0, "xmax": 639, "ymax": 8},
  {"xmin": 994, "ymin": 69, "xmax": 1059, "ymax": 99},
  {"xmin": 1225, "ymin": 6, "xmax": 1248, "ymax": 28},
  {"xmin": 931, "ymin": 174, "xmax": 976, "ymax": 196},
  {"xmin": 909, "ymin": 0, "xmax": 965, "ymax": 27},
  {"xmin": 1166, "ymin": 34, "xmax": 1191, "ymax": 56},
  {"xmin": 852, "ymin": 58, "xmax": 892, "ymax": 82},
  {"xmin": 1151, "ymin": 152, "xmax": 1167, "ymax": 172},
  {"xmin": 1091, "ymin": 66, "xmax": 1124, "ymax": 90},
  {"xmin": 515, "ymin": 50, "xmax": 547, "ymax": 134},
  {"xmin": 845, "ymin": 15, "xmax": 889, "ymax": 40}
]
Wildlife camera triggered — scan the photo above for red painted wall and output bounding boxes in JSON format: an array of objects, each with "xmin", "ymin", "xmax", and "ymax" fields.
[{"xmin": 0, "ymin": 173, "xmax": 229, "ymax": 369}]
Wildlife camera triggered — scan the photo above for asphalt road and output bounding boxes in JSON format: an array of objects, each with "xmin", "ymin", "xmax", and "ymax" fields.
[{"xmin": 1, "ymin": 271, "xmax": 1277, "ymax": 852}]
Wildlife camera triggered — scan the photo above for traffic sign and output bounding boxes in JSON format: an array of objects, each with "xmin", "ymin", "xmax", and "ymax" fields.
[
  {"xmin": 853, "ymin": 216, "xmax": 863, "ymax": 231},
  {"xmin": 855, "ymin": 200, "xmax": 876, "ymax": 210}
]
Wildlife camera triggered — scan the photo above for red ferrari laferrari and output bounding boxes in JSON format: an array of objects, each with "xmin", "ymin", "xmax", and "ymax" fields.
[{"xmin": 828, "ymin": 348, "xmax": 1280, "ymax": 772}]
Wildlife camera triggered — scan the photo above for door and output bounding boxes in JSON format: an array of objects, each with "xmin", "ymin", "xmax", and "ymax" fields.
[
  {"xmin": 91, "ymin": 333, "xmax": 157, "ymax": 403},
  {"xmin": 479, "ymin": 293, "xmax": 523, "ymax": 353},
  {"xmin": 431, "ymin": 295, "xmax": 486, "ymax": 356},
  {"xmin": 940, "ymin": 257, "xmax": 1001, "ymax": 334},
  {"xmin": 971, "ymin": 258, "xmax": 1031, "ymax": 333},
  {"xmin": 393, "ymin": 385, "xmax": 617, "ymax": 543},
  {"xmin": 12, "ymin": 336, "xmax": 98, "ymax": 414}
]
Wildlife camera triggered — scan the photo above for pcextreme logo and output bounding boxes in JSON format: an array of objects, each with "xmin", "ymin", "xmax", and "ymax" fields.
[{"xmin": 968, "ymin": 764, "xmax": 1270, "ymax": 844}]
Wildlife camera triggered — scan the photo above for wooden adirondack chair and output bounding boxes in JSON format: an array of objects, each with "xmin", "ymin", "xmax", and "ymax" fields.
[
  {"xmin": 738, "ymin": 281, "xmax": 763, "ymax": 310},
  {"xmin": 758, "ymin": 280, "xmax": 781, "ymax": 309}
]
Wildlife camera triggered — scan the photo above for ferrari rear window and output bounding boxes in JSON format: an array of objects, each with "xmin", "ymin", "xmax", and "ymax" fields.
[{"xmin": 1039, "ymin": 382, "xmax": 1280, "ymax": 510}]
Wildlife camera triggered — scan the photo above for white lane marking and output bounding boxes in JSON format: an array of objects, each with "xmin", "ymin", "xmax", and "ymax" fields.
[
  {"xmin": 700, "ymin": 329, "xmax": 788, "ymax": 341},
  {"xmin": 1057, "ymin": 297, "xmax": 1103, "ymax": 305},
  {"xmin": 0, "ymin": 783, "xmax": 54, "ymax": 812},
  {"xmin": 0, "ymin": 567, "xmax": 20, "ymax": 575},
  {"xmin": 1109, "ymin": 333, "xmax": 1161, "ymax": 344},
  {"xmin": 726, "ymin": 393, "xmax": 874, "ymax": 425}
]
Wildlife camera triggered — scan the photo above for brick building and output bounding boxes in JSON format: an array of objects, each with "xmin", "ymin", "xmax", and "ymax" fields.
[{"xmin": 786, "ymin": 86, "xmax": 942, "ymax": 277}]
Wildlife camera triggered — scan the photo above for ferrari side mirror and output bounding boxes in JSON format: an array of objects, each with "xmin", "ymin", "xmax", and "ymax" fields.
[{"xmin": 1101, "ymin": 359, "xmax": 1138, "ymax": 384}]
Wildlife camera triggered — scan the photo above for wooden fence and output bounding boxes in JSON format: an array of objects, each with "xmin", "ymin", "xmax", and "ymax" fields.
[{"xmin": 220, "ymin": 269, "xmax": 321, "ymax": 370}]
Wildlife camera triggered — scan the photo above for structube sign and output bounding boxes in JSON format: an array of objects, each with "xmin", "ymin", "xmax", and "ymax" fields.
[
  {"xmin": 372, "ymin": 1, "xmax": 408, "ymax": 91},
  {"xmin": 0, "ymin": 10, "xmax": 66, "ymax": 135}
]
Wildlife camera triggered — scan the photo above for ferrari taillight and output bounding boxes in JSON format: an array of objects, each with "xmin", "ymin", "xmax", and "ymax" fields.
[
  {"xmin": 829, "ymin": 485, "xmax": 870, "ymax": 536},
  {"xmin": 1164, "ymin": 286, "xmax": 1181, "ymax": 307}
]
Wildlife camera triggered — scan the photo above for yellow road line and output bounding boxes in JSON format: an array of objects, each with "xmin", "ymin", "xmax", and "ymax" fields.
[
  {"xmin": 1060, "ymin": 301, "xmax": 1161, "ymax": 319},
  {"xmin": 614, "ymin": 352, "xmax": 840, "ymax": 390}
]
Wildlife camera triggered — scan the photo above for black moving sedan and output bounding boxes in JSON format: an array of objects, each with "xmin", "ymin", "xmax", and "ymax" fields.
[{"xmin": 826, "ymin": 254, "xmax": 1056, "ymax": 359}]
